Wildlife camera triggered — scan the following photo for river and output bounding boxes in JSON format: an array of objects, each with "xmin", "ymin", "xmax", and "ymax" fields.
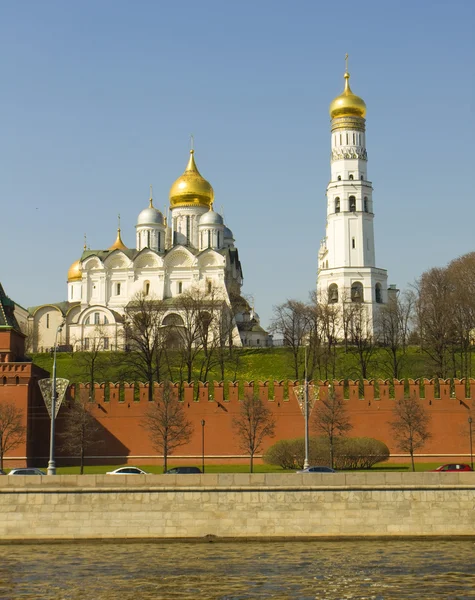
[{"xmin": 0, "ymin": 539, "xmax": 474, "ymax": 599}]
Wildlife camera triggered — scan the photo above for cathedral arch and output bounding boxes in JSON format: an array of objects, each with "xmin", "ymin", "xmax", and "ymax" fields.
[
  {"xmin": 162, "ymin": 313, "xmax": 185, "ymax": 328},
  {"xmin": 335, "ymin": 197, "xmax": 340, "ymax": 213},
  {"xmin": 165, "ymin": 248, "xmax": 194, "ymax": 268},
  {"xmin": 83, "ymin": 256, "xmax": 103, "ymax": 271},
  {"xmin": 351, "ymin": 282, "xmax": 364, "ymax": 302},
  {"xmin": 349, "ymin": 196, "xmax": 356, "ymax": 212},
  {"xmin": 133, "ymin": 251, "xmax": 162, "ymax": 269}
]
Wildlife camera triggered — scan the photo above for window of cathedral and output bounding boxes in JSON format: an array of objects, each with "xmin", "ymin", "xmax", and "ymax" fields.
[
  {"xmin": 329, "ymin": 284, "xmax": 338, "ymax": 303},
  {"xmin": 361, "ymin": 175, "xmax": 364, "ymax": 180},
  {"xmin": 337, "ymin": 175, "xmax": 341, "ymax": 181},
  {"xmin": 144, "ymin": 281, "xmax": 150, "ymax": 296},
  {"xmin": 375, "ymin": 283, "xmax": 382, "ymax": 304},
  {"xmin": 84, "ymin": 338, "xmax": 90, "ymax": 350},
  {"xmin": 351, "ymin": 282, "xmax": 364, "ymax": 302},
  {"xmin": 116, "ymin": 283, "xmax": 121, "ymax": 296},
  {"xmin": 178, "ymin": 281, "xmax": 183, "ymax": 294},
  {"xmin": 335, "ymin": 197, "xmax": 340, "ymax": 213},
  {"xmin": 349, "ymin": 196, "xmax": 356, "ymax": 212},
  {"xmin": 364, "ymin": 197, "xmax": 368, "ymax": 212},
  {"xmin": 207, "ymin": 280, "xmax": 212, "ymax": 294},
  {"xmin": 352, "ymin": 237, "xmax": 355, "ymax": 249},
  {"xmin": 349, "ymin": 174, "xmax": 354, "ymax": 180},
  {"xmin": 46, "ymin": 314, "xmax": 49, "ymax": 329},
  {"xmin": 103, "ymin": 337, "xmax": 109, "ymax": 350},
  {"xmin": 94, "ymin": 312, "xmax": 100, "ymax": 325}
]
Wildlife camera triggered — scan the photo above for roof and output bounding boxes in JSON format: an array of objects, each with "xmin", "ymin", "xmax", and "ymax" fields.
[
  {"xmin": 28, "ymin": 301, "xmax": 80, "ymax": 317},
  {"xmin": 0, "ymin": 283, "xmax": 21, "ymax": 330}
]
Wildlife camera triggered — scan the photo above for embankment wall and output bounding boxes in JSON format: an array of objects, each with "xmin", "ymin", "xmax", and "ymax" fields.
[{"xmin": 0, "ymin": 473, "xmax": 474, "ymax": 541}]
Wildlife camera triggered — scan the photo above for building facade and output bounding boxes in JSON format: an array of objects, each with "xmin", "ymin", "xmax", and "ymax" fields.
[
  {"xmin": 28, "ymin": 150, "xmax": 270, "ymax": 351},
  {"xmin": 317, "ymin": 62, "xmax": 394, "ymax": 332}
]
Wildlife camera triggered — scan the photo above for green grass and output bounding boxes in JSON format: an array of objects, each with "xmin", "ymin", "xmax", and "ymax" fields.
[
  {"xmin": 29, "ymin": 345, "xmax": 445, "ymax": 385},
  {"xmin": 37, "ymin": 462, "xmax": 443, "ymax": 475}
]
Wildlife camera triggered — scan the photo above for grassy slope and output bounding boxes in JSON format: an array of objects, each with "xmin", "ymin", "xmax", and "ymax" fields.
[{"xmin": 30, "ymin": 345, "xmax": 437, "ymax": 384}]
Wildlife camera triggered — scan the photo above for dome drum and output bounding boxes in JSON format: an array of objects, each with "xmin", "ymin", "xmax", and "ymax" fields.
[{"xmin": 331, "ymin": 115, "xmax": 366, "ymax": 133}]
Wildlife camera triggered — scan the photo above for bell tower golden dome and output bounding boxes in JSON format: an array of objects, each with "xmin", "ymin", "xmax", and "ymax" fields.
[
  {"xmin": 169, "ymin": 149, "xmax": 214, "ymax": 209},
  {"xmin": 329, "ymin": 55, "xmax": 367, "ymax": 120}
]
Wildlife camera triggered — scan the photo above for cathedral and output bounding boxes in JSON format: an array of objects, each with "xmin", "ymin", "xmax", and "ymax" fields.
[
  {"xmin": 28, "ymin": 150, "xmax": 270, "ymax": 351},
  {"xmin": 317, "ymin": 59, "xmax": 394, "ymax": 329}
]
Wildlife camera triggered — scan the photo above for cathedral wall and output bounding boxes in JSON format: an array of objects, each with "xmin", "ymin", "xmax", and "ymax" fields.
[{"xmin": 36, "ymin": 378, "xmax": 475, "ymax": 467}]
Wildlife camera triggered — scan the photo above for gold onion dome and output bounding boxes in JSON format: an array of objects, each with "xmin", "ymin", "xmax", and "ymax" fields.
[
  {"xmin": 329, "ymin": 71, "xmax": 367, "ymax": 119},
  {"xmin": 169, "ymin": 149, "xmax": 214, "ymax": 209},
  {"xmin": 67, "ymin": 259, "xmax": 82, "ymax": 282},
  {"xmin": 109, "ymin": 228, "xmax": 128, "ymax": 251}
]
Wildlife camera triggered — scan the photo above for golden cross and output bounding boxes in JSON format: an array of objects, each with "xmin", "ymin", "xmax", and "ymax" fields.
[
  {"xmin": 83, "ymin": 233, "xmax": 87, "ymax": 250},
  {"xmin": 345, "ymin": 53, "xmax": 349, "ymax": 72},
  {"xmin": 190, "ymin": 133, "xmax": 194, "ymax": 151},
  {"xmin": 118, "ymin": 214, "xmax": 121, "ymax": 230}
]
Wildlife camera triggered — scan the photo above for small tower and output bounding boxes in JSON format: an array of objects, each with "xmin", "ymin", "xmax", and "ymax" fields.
[
  {"xmin": 199, "ymin": 209, "xmax": 224, "ymax": 251},
  {"xmin": 317, "ymin": 56, "xmax": 388, "ymax": 330},
  {"xmin": 136, "ymin": 187, "xmax": 166, "ymax": 252},
  {"xmin": 169, "ymin": 149, "xmax": 214, "ymax": 248}
]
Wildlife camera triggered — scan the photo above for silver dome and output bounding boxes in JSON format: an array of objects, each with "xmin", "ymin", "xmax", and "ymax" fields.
[
  {"xmin": 224, "ymin": 225, "xmax": 234, "ymax": 239},
  {"xmin": 136, "ymin": 206, "xmax": 164, "ymax": 226},
  {"xmin": 199, "ymin": 210, "xmax": 224, "ymax": 226}
]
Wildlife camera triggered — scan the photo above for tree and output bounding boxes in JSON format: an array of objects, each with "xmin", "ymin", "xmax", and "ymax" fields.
[
  {"xmin": 141, "ymin": 381, "xmax": 193, "ymax": 472},
  {"xmin": 71, "ymin": 325, "xmax": 110, "ymax": 400},
  {"xmin": 270, "ymin": 300, "xmax": 312, "ymax": 379},
  {"xmin": 123, "ymin": 294, "xmax": 168, "ymax": 400},
  {"xmin": 377, "ymin": 290, "xmax": 414, "ymax": 378},
  {"xmin": 232, "ymin": 393, "xmax": 276, "ymax": 473},
  {"xmin": 312, "ymin": 385, "xmax": 352, "ymax": 469},
  {"xmin": 0, "ymin": 402, "xmax": 26, "ymax": 470},
  {"xmin": 348, "ymin": 302, "xmax": 377, "ymax": 380},
  {"xmin": 58, "ymin": 397, "xmax": 103, "ymax": 474},
  {"xmin": 389, "ymin": 396, "xmax": 432, "ymax": 472}
]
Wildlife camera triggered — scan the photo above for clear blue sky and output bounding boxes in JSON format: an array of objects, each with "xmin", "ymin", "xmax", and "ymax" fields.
[{"xmin": 1, "ymin": 0, "xmax": 474, "ymax": 327}]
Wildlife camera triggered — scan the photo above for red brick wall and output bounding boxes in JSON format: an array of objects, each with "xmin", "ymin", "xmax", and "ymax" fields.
[{"xmin": 50, "ymin": 378, "xmax": 475, "ymax": 466}]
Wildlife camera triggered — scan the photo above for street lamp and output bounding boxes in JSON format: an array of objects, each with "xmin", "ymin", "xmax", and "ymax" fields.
[
  {"xmin": 294, "ymin": 346, "xmax": 314, "ymax": 470},
  {"xmin": 201, "ymin": 419, "xmax": 206, "ymax": 474},
  {"xmin": 468, "ymin": 417, "xmax": 473, "ymax": 470}
]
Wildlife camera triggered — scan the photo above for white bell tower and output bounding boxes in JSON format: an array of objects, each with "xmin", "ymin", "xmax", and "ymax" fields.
[{"xmin": 317, "ymin": 57, "xmax": 388, "ymax": 330}]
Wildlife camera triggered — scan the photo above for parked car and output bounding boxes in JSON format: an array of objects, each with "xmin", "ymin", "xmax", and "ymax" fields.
[
  {"xmin": 0, "ymin": 469, "xmax": 6, "ymax": 475},
  {"xmin": 165, "ymin": 466, "xmax": 202, "ymax": 474},
  {"xmin": 431, "ymin": 463, "xmax": 473, "ymax": 472},
  {"xmin": 296, "ymin": 466, "xmax": 336, "ymax": 473},
  {"xmin": 106, "ymin": 467, "xmax": 148, "ymax": 475},
  {"xmin": 8, "ymin": 468, "xmax": 45, "ymax": 475}
]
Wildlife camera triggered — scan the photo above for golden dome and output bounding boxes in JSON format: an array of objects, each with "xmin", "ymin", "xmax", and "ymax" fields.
[
  {"xmin": 109, "ymin": 228, "xmax": 128, "ymax": 251},
  {"xmin": 329, "ymin": 71, "xmax": 366, "ymax": 119},
  {"xmin": 67, "ymin": 259, "xmax": 82, "ymax": 282},
  {"xmin": 169, "ymin": 150, "xmax": 214, "ymax": 209}
]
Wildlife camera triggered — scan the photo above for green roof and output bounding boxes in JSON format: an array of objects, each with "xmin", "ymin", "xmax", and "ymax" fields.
[{"xmin": 0, "ymin": 283, "xmax": 20, "ymax": 330}]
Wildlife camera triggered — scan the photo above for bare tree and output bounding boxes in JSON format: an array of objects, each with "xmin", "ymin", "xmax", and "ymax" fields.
[
  {"xmin": 58, "ymin": 397, "xmax": 104, "ymax": 474},
  {"xmin": 348, "ymin": 302, "xmax": 377, "ymax": 379},
  {"xmin": 377, "ymin": 290, "xmax": 414, "ymax": 378},
  {"xmin": 0, "ymin": 402, "xmax": 26, "ymax": 470},
  {"xmin": 270, "ymin": 300, "xmax": 312, "ymax": 379},
  {"xmin": 232, "ymin": 393, "xmax": 276, "ymax": 473},
  {"xmin": 123, "ymin": 294, "xmax": 168, "ymax": 400},
  {"xmin": 141, "ymin": 381, "xmax": 193, "ymax": 472},
  {"xmin": 309, "ymin": 290, "xmax": 339, "ymax": 380},
  {"xmin": 389, "ymin": 396, "xmax": 432, "ymax": 472},
  {"xmin": 312, "ymin": 385, "xmax": 352, "ymax": 469},
  {"xmin": 71, "ymin": 325, "xmax": 110, "ymax": 400}
]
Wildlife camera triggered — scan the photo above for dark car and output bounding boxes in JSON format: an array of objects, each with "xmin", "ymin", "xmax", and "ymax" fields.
[
  {"xmin": 165, "ymin": 467, "xmax": 202, "ymax": 474},
  {"xmin": 8, "ymin": 468, "xmax": 45, "ymax": 475},
  {"xmin": 296, "ymin": 466, "xmax": 336, "ymax": 473},
  {"xmin": 431, "ymin": 463, "xmax": 473, "ymax": 472},
  {"xmin": 0, "ymin": 469, "xmax": 6, "ymax": 475}
]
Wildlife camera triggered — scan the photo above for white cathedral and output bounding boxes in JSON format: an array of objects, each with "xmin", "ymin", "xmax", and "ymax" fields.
[
  {"xmin": 317, "ymin": 61, "xmax": 395, "ymax": 328},
  {"xmin": 28, "ymin": 150, "xmax": 270, "ymax": 351}
]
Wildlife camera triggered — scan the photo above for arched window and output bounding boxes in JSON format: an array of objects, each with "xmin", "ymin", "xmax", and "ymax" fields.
[
  {"xmin": 375, "ymin": 283, "xmax": 382, "ymax": 304},
  {"xmin": 335, "ymin": 197, "xmax": 340, "ymax": 213},
  {"xmin": 349, "ymin": 174, "xmax": 354, "ymax": 180},
  {"xmin": 360, "ymin": 175, "xmax": 364, "ymax": 180},
  {"xmin": 144, "ymin": 281, "xmax": 150, "ymax": 296},
  {"xmin": 207, "ymin": 280, "xmax": 212, "ymax": 294},
  {"xmin": 162, "ymin": 313, "xmax": 185, "ymax": 327},
  {"xmin": 364, "ymin": 197, "xmax": 368, "ymax": 212},
  {"xmin": 337, "ymin": 175, "xmax": 341, "ymax": 181},
  {"xmin": 94, "ymin": 312, "xmax": 100, "ymax": 325},
  {"xmin": 351, "ymin": 282, "xmax": 364, "ymax": 302},
  {"xmin": 349, "ymin": 196, "xmax": 356, "ymax": 212},
  {"xmin": 178, "ymin": 281, "xmax": 183, "ymax": 294},
  {"xmin": 103, "ymin": 316, "xmax": 109, "ymax": 325},
  {"xmin": 46, "ymin": 314, "xmax": 50, "ymax": 329},
  {"xmin": 328, "ymin": 283, "xmax": 338, "ymax": 304}
]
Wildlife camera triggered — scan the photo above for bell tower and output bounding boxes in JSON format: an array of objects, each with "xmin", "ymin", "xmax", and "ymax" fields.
[{"xmin": 317, "ymin": 57, "xmax": 388, "ymax": 329}]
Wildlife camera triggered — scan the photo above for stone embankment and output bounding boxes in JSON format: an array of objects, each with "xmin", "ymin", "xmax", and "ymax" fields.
[{"xmin": 1, "ymin": 472, "xmax": 474, "ymax": 541}]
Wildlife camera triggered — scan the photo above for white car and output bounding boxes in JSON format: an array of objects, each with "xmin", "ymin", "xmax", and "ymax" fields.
[{"xmin": 106, "ymin": 467, "xmax": 148, "ymax": 475}]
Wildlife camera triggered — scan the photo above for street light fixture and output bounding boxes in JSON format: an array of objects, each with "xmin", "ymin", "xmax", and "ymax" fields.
[
  {"xmin": 294, "ymin": 346, "xmax": 315, "ymax": 470},
  {"xmin": 201, "ymin": 419, "xmax": 206, "ymax": 474},
  {"xmin": 468, "ymin": 417, "xmax": 473, "ymax": 470}
]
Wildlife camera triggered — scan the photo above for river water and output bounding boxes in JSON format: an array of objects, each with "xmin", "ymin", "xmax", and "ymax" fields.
[{"xmin": 0, "ymin": 539, "xmax": 474, "ymax": 599}]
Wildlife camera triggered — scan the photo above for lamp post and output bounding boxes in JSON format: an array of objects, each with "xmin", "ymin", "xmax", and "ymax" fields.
[
  {"xmin": 303, "ymin": 346, "xmax": 310, "ymax": 469},
  {"xmin": 469, "ymin": 417, "xmax": 473, "ymax": 470},
  {"xmin": 47, "ymin": 321, "xmax": 65, "ymax": 475},
  {"xmin": 201, "ymin": 419, "xmax": 205, "ymax": 474}
]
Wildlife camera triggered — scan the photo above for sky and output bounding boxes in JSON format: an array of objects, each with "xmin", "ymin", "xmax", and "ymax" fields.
[{"xmin": 1, "ymin": 0, "xmax": 474, "ymax": 328}]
